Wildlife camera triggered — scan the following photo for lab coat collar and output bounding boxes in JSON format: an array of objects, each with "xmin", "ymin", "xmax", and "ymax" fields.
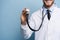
[{"xmin": 42, "ymin": 4, "xmax": 57, "ymax": 12}]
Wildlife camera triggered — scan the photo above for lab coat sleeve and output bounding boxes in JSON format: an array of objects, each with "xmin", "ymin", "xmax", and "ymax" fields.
[{"xmin": 21, "ymin": 14, "xmax": 36, "ymax": 39}]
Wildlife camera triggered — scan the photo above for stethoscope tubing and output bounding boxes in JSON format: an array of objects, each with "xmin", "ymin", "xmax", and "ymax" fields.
[{"xmin": 26, "ymin": 8, "xmax": 47, "ymax": 32}]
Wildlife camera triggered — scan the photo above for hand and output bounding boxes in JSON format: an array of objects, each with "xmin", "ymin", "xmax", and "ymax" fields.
[{"xmin": 21, "ymin": 8, "xmax": 27, "ymax": 25}]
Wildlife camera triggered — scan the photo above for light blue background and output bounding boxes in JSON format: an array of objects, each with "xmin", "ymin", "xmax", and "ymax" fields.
[{"xmin": 0, "ymin": 0, "xmax": 60, "ymax": 40}]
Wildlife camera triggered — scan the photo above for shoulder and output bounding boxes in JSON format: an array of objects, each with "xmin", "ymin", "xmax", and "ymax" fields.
[
  {"xmin": 57, "ymin": 7, "xmax": 60, "ymax": 14},
  {"xmin": 54, "ymin": 7, "xmax": 60, "ymax": 16},
  {"xmin": 55, "ymin": 7, "xmax": 60, "ymax": 12},
  {"xmin": 32, "ymin": 10, "xmax": 41, "ymax": 15},
  {"xmin": 53, "ymin": 6, "xmax": 60, "ymax": 14},
  {"xmin": 31, "ymin": 8, "xmax": 42, "ymax": 18}
]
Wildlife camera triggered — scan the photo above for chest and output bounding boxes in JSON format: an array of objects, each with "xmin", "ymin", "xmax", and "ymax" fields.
[{"xmin": 47, "ymin": 11, "xmax": 60, "ymax": 33}]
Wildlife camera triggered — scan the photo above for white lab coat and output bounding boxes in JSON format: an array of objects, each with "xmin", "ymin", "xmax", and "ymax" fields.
[{"xmin": 21, "ymin": 4, "xmax": 60, "ymax": 40}]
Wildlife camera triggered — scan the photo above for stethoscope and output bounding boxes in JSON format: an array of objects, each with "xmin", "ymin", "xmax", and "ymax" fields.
[{"xmin": 26, "ymin": 7, "xmax": 47, "ymax": 32}]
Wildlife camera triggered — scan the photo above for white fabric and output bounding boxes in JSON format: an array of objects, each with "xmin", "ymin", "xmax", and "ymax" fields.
[{"xmin": 21, "ymin": 4, "xmax": 60, "ymax": 40}]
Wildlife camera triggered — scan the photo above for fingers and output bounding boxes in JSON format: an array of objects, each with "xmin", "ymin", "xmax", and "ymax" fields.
[
  {"xmin": 21, "ymin": 8, "xmax": 27, "ymax": 23},
  {"xmin": 22, "ymin": 8, "xmax": 27, "ymax": 15},
  {"xmin": 21, "ymin": 8, "xmax": 29, "ymax": 25}
]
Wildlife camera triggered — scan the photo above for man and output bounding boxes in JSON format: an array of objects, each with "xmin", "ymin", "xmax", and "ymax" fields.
[{"xmin": 21, "ymin": 0, "xmax": 60, "ymax": 40}]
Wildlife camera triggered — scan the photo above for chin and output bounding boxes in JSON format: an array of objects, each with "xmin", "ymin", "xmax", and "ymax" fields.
[
  {"xmin": 43, "ymin": 0, "xmax": 54, "ymax": 8},
  {"xmin": 44, "ymin": 2, "xmax": 53, "ymax": 8},
  {"xmin": 45, "ymin": 3, "xmax": 53, "ymax": 8},
  {"xmin": 46, "ymin": 4, "xmax": 52, "ymax": 7},
  {"xmin": 44, "ymin": 1, "xmax": 54, "ymax": 8}
]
